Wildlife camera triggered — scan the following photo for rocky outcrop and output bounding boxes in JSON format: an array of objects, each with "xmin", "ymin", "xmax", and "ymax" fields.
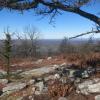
[
  {"xmin": 20, "ymin": 66, "xmax": 59, "ymax": 77},
  {"xmin": 3, "ymin": 82, "xmax": 27, "ymax": 94},
  {"xmin": 76, "ymin": 78, "xmax": 100, "ymax": 95},
  {"xmin": 95, "ymin": 95, "xmax": 100, "ymax": 100},
  {"xmin": 0, "ymin": 79, "xmax": 8, "ymax": 85}
]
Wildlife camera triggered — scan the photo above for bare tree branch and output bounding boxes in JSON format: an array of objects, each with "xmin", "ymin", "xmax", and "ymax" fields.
[
  {"xmin": 69, "ymin": 30, "xmax": 100, "ymax": 39},
  {"xmin": 0, "ymin": 0, "xmax": 99, "ymax": 25}
]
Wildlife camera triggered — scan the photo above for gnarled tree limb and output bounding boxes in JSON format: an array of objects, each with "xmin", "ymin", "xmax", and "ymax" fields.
[{"xmin": 0, "ymin": 0, "xmax": 99, "ymax": 25}]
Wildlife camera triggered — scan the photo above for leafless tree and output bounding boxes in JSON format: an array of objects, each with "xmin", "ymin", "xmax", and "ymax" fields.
[
  {"xmin": 23, "ymin": 25, "xmax": 40, "ymax": 58},
  {"xmin": 47, "ymin": 48, "xmax": 53, "ymax": 57},
  {"xmin": 93, "ymin": 40, "xmax": 100, "ymax": 52},
  {"xmin": 1, "ymin": 26, "xmax": 40, "ymax": 59},
  {"xmin": 59, "ymin": 37, "xmax": 75, "ymax": 54},
  {"xmin": 79, "ymin": 36, "xmax": 94, "ymax": 54}
]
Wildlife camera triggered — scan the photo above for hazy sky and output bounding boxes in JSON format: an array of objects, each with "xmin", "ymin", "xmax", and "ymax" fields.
[{"xmin": 0, "ymin": 0, "xmax": 100, "ymax": 39}]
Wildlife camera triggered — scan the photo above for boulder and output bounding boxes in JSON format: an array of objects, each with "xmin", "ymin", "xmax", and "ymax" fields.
[
  {"xmin": 95, "ymin": 95, "xmax": 100, "ymax": 100},
  {"xmin": 28, "ymin": 79, "xmax": 35, "ymax": 85},
  {"xmin": 20, "ymin": 66, "xmax": 55, "ymax": 77},
  {"xmin": 54, "ymin": 74, "xmax": 60, "ymax": 79},
  {"xmin": 0, "ymin": 79, "xmax": 8, "ymax": 85},
  {"xmin": 3, "ymin": 82, "xmax": 27, "ymax": 93},
  {"xmin": 47, "ymin": 57, "xmax": 52, "ymax": 60},
  {"xmin": 53, "ymin": 64, "xmax": 60, "ymax": 70},
  {"xmin": 88, "ymin": 82, "xmax": 100, "ymax": 93},
  {"xmin": 82, "ymin": 70, "xmax": 89, "ymax": 78},
  {"xmin": 76, "ymin": 78, "xmax": 100, "ymax": 95},
  {"xmin": 35, "ymin": 81, "xmax": 44, "ymax": 92},
  {"xmin": 60, "ymin": 63, "xmax": 66, "ymax": 67},
  {"xmin": 35, "ymin": 91, "xmax": 41, "ymax": 95}
]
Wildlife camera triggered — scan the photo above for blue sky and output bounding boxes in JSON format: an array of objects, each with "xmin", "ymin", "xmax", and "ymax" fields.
[{"xmin": 0, "ymin": 0, "xmax": 100, "ymax": 39}]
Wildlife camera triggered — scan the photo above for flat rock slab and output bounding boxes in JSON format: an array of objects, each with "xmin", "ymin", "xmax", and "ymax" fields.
[
  {"xmin": 77, "ymin": 78, "xmax": 100, "ymax": 95},
  {"xmin": 20, "ymin": 66, "xmax": 56, "ymax": 77},
  {"xmin": 95, "ymin": 95, "xmax": 100, "ymax": 100},
  {"xmin": 3, "ymin": 82, "xmax": 26, "ymax": 93}
]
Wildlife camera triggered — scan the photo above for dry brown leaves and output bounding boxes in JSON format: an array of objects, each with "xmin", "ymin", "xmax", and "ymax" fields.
[{"xmin": 48, "ymin": 80, "xmax": 74, "ymax": 98}]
